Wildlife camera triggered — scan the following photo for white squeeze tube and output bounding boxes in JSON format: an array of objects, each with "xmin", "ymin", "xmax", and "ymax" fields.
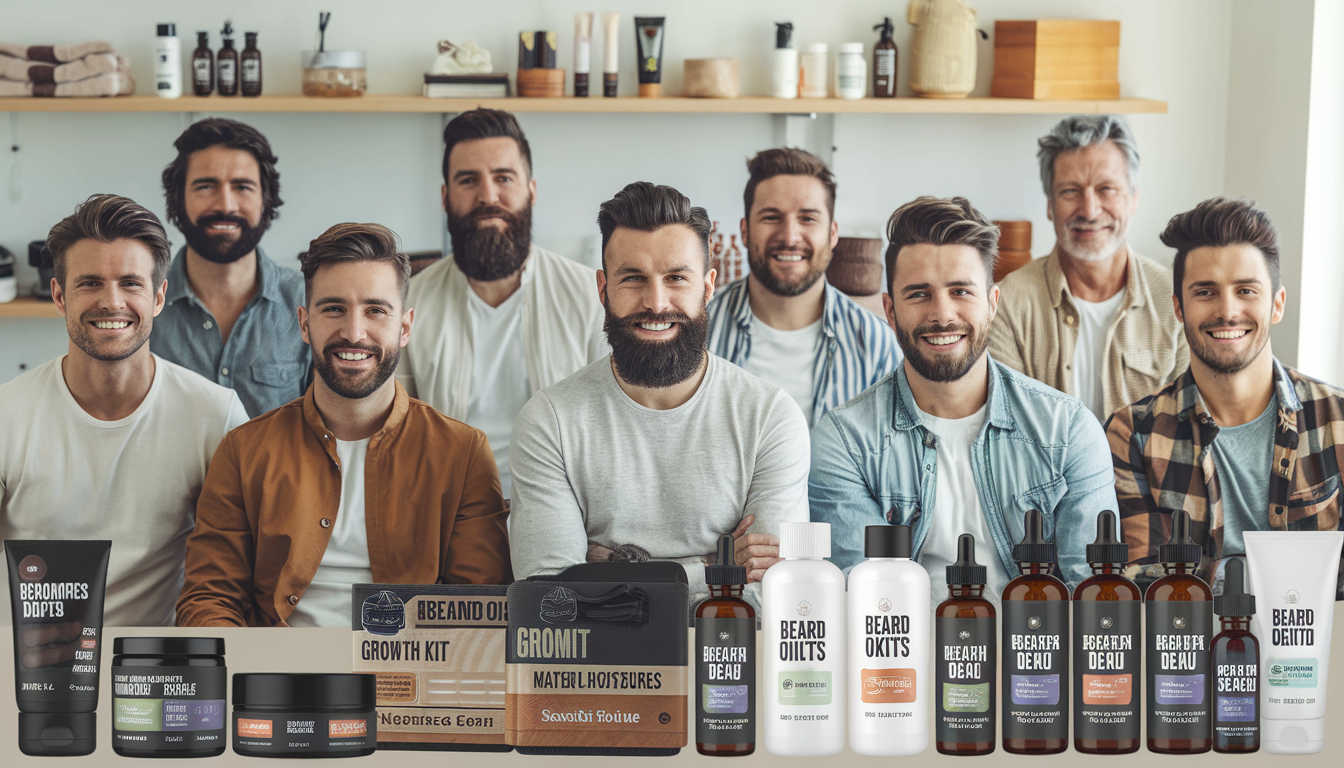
[{"xmin": 1244, "ymin": 531, "xmax": 1343, "ymax": 754}]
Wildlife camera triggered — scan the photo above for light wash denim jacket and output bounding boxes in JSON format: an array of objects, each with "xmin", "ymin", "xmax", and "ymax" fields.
[{"xmin": 809, "ymin": 357, "xmax": 1118, "ymax": 588}]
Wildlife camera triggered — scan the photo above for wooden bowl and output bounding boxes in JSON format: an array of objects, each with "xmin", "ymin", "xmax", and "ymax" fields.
[{"xmin": 517, "ymin": 68, "xmax": 566, "ymax": 98}]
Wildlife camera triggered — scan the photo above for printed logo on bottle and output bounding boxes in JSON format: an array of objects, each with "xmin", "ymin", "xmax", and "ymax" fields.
[
  {"xmin": 1028, "ymin": 616, "xmax": 1042, "ymax": 630},
  {"xmin": 796, "ymin": 601, "xmax": 812, "ymax": 616},
  {"xmin": 878, "ymin": 598, "xmax": 891, "ymax": 612},
  {"xmin": 237, "ymin": 718, "xmax": 273, "ymax": 738},
  {"xmin": 18, "ymin": 555, "xmax": 47, "ymax": 581},
  {"xmin": 1100, "ymin": 616, "xmax": 1114, "ymax": 629},
  {"xmin": 861, "ymin": 668, "xmax": 916, "ymax": 703},
  {"xmin": 1285, "ymin": 590, "xmax": 1300, "ymax": 604},
  {"xmin": 360, "ymin": 590, "xmax": 406, "ymax": 636},
  {"xmin": 540, "ymin": 587, "xmax": 578, "ymax": 623}
]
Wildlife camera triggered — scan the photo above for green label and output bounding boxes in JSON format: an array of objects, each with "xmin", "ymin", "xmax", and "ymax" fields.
[
  {"xmin": 1268, "ymin": 658, "xmax": 1318, "ymax": 688},
  {"xmin": 114, "ymin": 698, "xmax": 162, "ymax": 731},
  {"xmin": 778, "ymin": 670, "xmax": 832, "ymax": 705},
  {"xmin": 942, "ymin": 682, "xmax": 990, "ymax": 712}
]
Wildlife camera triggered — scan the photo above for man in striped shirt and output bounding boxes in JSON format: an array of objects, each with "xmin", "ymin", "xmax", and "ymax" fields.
[{"xmin": 707, "ymin": 148, "xmax": 900, "ymax": 427}]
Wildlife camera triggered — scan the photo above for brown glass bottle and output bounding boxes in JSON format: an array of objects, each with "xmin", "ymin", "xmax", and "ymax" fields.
[
  {"xmin": 1073, "ymin": 511, "xmax": 1141, "ymax": 754},
  {"xmin": 695, "ymin": 534, "xmax": 755, "ymax": 756},
  {"xmin": 1212, "ymin": 558, "xmax": 1259, "ymax": 753},
  {"xmin": 191, "ymin": 32, "xmax": 214, "ymax": 96},
  {"xmin": 1001, "ymin": 509, "xmax": 1068, "ymax": 755},
  {"xmin": 935, "ymin": 534, "xmax": 995, "ymax": 756},
  {"xmin": 872, "ymin": 17, "xmax": 897, "ymax": 97},
  {"xmin": 241, "ymin": 32, "xmax": 262, "ymax": 97},
  {"xmin": 217, "ymin": 22, "xmax": 238, "ymax": 96}
]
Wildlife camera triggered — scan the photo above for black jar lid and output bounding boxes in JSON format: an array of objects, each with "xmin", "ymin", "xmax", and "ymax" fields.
[
  {"xmin": 113, "ymin": 637, "xmax": 225, "ymax": 657},
  {"xmin": 234, "ymin": 673, "xmax": 376, "ymax": 710}
]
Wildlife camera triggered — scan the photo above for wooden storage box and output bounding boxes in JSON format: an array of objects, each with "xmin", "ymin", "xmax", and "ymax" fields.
[{"xmin": 991, "ymin": 20, "xmax": 1120, "ymax": 100}]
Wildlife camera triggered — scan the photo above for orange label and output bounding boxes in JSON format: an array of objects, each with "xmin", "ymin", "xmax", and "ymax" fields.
[
  {"xmin": 80, "ymin": 638, "xmax": 96, "ymax": 649},
  {"xmin": 329, "ymin": 719, "xmax": 368, "ymax": 738},
  {"xmin": 1082, "ymin": 674, "xmax": 1132, "ymax": 705},
  {"xmin": 237, "ymin": 718, "xmax": 273, "ymax": 738},
  {"xmin": 861, "ymin": 668, "xmax": 916, "ymax": 703}
]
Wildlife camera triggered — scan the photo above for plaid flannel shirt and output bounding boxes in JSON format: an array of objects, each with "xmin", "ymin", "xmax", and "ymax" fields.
[{"xmin": 1106, "ymin": 358, "xmax": 1344, "ymax": 598}]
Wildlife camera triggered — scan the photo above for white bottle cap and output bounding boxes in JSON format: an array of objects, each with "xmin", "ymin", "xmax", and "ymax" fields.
[
  {"xmin": 804, "ymin": 43, "xmax": 828, "ymax": 53},
  {"xmin": 1262, "ymin": 716, "xmax": 1325, "ymax": 754},
  {"xmin": 839, "ymin": 43, "xmax": 864, "ymax": 53},
  {"xmin": 779, "ymin": 522, "xmax": 830, "ymax": 559}
]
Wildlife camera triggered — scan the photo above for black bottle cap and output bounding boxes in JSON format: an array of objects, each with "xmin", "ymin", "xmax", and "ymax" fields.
[
  {"xmin": 233, "ymin": 673, "xmax": 376, "ymax": 710},
  {"xmin": 705, "ymin": 533, "xmax": 746, "ymax": 585},
  {"xmin": 1012, "ymin": 509, "xmax": 1056, "ymax": 564},
  {"xmin": 197, "ymin": 31, "xmax": 210, "ymax": 44},
  {"xmin": 865, "ymin": 525, "xmax": 912, "ymax": 558},
  {"xmin": 114, "ymin": 636, "xmax": 225, "ymax": 656},
  {"xmin": 245, "ymin": 32, "xmax": 257, "ymax": 41},
  {"xmin": 18, "ymin": 712, "xmax": 96, "ymax": 757},
  {"xmin": 775, "ymin": 22, "xmax": 794, "ymax": 49},
  {"xmin": 221, "ymin": 20, "xmax": 234, "ymax": 37},
  {"xmin": 1159, "ymin": 509, "xmax": 1204, "ymax": 565},
  {"xmin": 1215, "ymin": 558, "xmax": 1256, "ymax": 617},
  {"xmin": 1087, "ymin": 509, "xmax": 1129, "ymax": 564},
  {"xmin": 874, "ymin": 17, "xmax": 895, "ymax": 39},
  {"xmin": 946, "ymin": 533, "xmax": 987, "ymax": 586},
  {"xmin": 157, "ymin": 23, "xmax": 176, "ymax": 37}
]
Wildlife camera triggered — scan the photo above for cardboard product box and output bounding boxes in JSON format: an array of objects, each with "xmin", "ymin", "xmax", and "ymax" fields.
[
  {"xmin": 351, "ymin": 584, "xmax": 511, "ymax": 752},
  {"xmin": 991, "ymin": 20, "xmax": 1121, "ymax": 100},
  {"xmin": 506, "ymin": 563, "xmax": 690, "ymax": 755}
]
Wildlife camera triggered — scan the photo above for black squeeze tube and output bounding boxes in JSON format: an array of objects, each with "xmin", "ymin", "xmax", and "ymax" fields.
[
  {"xmin": 5, "ymin": 539, "xmax": 111, "ymax": 756},
  {"xmin": 634, "ymin": 17, "xmax": 666, "ymax": 86}
]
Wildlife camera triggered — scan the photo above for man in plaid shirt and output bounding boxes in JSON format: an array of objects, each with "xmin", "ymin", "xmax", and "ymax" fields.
[{"xmin": 1106, "ymin": 197, "xmax": 1344, "ymax": 598}]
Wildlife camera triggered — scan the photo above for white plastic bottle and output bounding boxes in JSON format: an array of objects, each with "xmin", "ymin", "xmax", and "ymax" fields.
[
  {"xmin": 771, "ymin": 22, "xmax": 798, "ymax": 99},
  {"xmin": 848, "ymin": 525, "xmax": 930, "ymax": 755},
  {"xmin": 836, "ymin": 42, "xmax": 866, "ymax": 99},
  {"xmin": 763, "ymin": 521, "xmax": 845, "ymax": 756},
  {"xmin": 799, "ymin": 43, "xmax": 829, "ymax": 98},
  {"xmin": 154, "ymin": 23, "xmax": 182, "ymax": 99}
]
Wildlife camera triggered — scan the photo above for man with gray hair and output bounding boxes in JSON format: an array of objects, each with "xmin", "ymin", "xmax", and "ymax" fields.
[{"xmin": 988, "ymin": 114, "xmax": 1187, "ymax": 420}]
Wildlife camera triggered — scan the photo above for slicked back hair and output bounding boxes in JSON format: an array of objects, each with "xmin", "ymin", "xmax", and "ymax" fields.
[
  {"xmin": 299, "ymin": 223, "xmax": 411, "ymax": 307},
  {"xmin": 1161, "ymin": 197, "xmax": 1281, "ymax": 309},
  {"xmin": 46, "ymin": 194, "xmax": 172, "ymax": 290},
  {"xmin": 743, "ymin": 147, "xmax": 837, "ymax": 220},
  {"xmin": 597, "ymin": 182, "xmax": 712, "ymax": 272},
  {"xmin": 441, "ymin": 108, "xmax": 533, "ymax": 185},
  {"xmin": 161, "ymin": 117, "xmax": 282, "ymax": 232},
  {"xmin": 885, "ymin": 196, "xmax": 999, "ymax": 291}
]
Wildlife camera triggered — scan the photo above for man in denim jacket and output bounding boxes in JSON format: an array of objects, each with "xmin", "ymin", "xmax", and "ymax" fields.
[{"xmin": 809, "ymin": 196, "xmax": 1118, "ymax": 603}]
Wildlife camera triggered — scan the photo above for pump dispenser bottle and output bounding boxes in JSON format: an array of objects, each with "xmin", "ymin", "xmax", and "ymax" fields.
[
  {"xmin": 696, "ymin": 533, "xmax": 755, "ymax": 756},
  {"xmin": 1212, "ymin": 558, "xmax": 1259, "ymax": 753},
  {"xmin": 770, "ymin": 22, "xmax": 798, "ymax": 99},
  {"xmin": 763, "ymin": 522, "xmax": 844, "ymax": 756},
  {"xmin": 1145, "ymin": 510, "xmax": 1213, "ymax": 754},
  {"xmin": 873, "ymin": 17, "xmax": 897, "ymax": 97},
  {"xmin": 1001, "ymin": 510, "xmax": 1068, "ymax": 754},
  {"xmin": 848, "ymin": 525, "xmax": 929, "ymax": 755},
  {"xmin": 935, "ymin": 534, "xmax": 995, "ymax": 755},
  {"xmin": 217, "ymin": 21, "xmax": 238, "ymax": 96},
  {"xmin": 1073, "ymin": 510, "xmax": 1141, "ymax": 753}
]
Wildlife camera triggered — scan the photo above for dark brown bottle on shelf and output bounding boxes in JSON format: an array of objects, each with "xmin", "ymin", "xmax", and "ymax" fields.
[
  {"xmin": 694, "ymin": 534, "xmax": 755, "ymax": 756},
  {"xmin": 191, "ymin": 31, "xmax": 213, "ymax": 96},
  {"xmin": 935, "ymin": 534, "xmax": 995, "ymax": 756},
  {"xmin": 217, "ymin": 22, "xmax": 238, "ymax": 96},
  {"xmin": 873, "ymin": 17, "xmax": 897, "ymax": 97},
  {"xmin": 241, "ymin": 32, "xmax": 262, "ymax": 96},
  {"xmin": 1212, "ymin": 558, "xmax": 1259, "ymax": 753},
  {"xmin": 1001, "ymin": 509, "xmax": 1068, "ymax": 755}
]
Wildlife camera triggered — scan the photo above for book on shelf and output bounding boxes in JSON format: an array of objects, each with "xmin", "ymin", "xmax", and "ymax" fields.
[{"xmin": 423, "ymin": 73, "xmax": 511, "ymax": 98}]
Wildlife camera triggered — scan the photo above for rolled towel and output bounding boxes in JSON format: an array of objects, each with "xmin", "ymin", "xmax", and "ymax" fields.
[
  {"xmin": 1, "ymin": 70, "xmax": 134, "ymax": 97},
  {"xmin": 0, "ymin": 40, "xmax": 114, "ymax": 63},
  {"xmin": 0, "ymin": 52, "xmax": 127, "ymax": 84}
]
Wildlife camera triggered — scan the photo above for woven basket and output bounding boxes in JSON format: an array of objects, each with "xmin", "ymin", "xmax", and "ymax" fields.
[{"xmin": 908, "ymin": 0, "xmax": 978, "ymax": 98}]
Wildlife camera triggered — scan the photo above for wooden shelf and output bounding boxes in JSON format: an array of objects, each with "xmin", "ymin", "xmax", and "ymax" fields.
[
  {"xmin": 0, "ymin": 94, "xmax": 1167, "ymax": 115},
  {"xmin": 0, "ymin": 297, "xmax": 61, "ymax": 318}
]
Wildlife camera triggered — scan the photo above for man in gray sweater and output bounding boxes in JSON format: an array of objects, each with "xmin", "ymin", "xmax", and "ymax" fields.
[{"xmin": 509, "ymin": 182, "xmax": 811, "ymax": 608}]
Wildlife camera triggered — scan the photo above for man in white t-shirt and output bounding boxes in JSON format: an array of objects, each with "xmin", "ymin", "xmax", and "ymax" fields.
[
  {"xmin": 0, "ymin": 194, "xmax": 248, "ymax": 626},
  {"xmin": 510, "ymin": 182, "xmax": 811, "ymax": 608},
  {"xmin": 398, "ymin": 109, "xmax": 607, "ymax": 501}
]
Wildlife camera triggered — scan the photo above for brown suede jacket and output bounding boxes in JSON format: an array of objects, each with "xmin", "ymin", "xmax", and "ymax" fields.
[{"xmin": 177, "ymin": 381, "xmax": 512, "ymax": 626}]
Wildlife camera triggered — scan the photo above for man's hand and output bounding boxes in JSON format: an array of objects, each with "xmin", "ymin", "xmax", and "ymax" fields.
[{"xmin": 730, "ymin": 514, "xmax": 781, "ymax": 583}]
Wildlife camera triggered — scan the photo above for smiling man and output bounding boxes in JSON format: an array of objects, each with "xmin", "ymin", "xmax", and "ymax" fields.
[
  {"xmin": 808, "ymin": 196, "xmax": 1117, "ymax": 604},
  {"xmin": 0, "ymin": 195, "xmax": 247, "ymax": 625},
  {"xmin": 707, "ymin": 148, "xmax": 899, "ymax": 426},
  {"xmin": 508, "ymin": 182, "xmax": 810, "ymax": 609},
  {"xmin": 989, "ymin": 115, "xmax": 1187, "ymax": 421},
  {"xmin": 177, "ymin": 223, "xmax": 511, "ymax": 627},
  {"xmin": 1108, "ymin": 198, "xmax": 1344, "ymax": 597}
]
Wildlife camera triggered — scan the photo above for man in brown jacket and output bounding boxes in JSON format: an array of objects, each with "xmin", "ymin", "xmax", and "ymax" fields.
[{"xmin": 177, "ymin": 223, "xmax": 512, "ymax": 627}]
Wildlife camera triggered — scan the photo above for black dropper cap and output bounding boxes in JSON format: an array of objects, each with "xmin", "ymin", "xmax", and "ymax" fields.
[
  {"xmin": 1159, "ymin": 509, "xmax": 1203, "ymax": 565},
  {"xmin": 1215, "ymin": 558, "xmax": 1256, "ymax": 617},
  {"xmin": 775, "ymin": 22, "xmax": 794, "ymax": 49},
  {"xmin": 866, "ymin": 525, "xmax": 912, "ymax": 558},
  {"xmin": 946, "ymin": 533, "xmax": 987, "ymax": 586},
  {"xmin": 221, "ymin": 21, "xmax": 234, "ymax": 40},
  {"xmin": 197, "ymin": 31, "xmax": 210, "ymax": 45},
  {"xmin": 1012, "ymin": 509, "xmax": 1056, "ymax": 564},
  {"xmin": 705, "ymin": 533, "xmax": 746, "ymax": 586},
  {"xmin": 874, "ymin": 17, "xmax": 895, "ymax": 40},
  {"xmin": 1087, "ymin": 510, "xmax": 1129, "ymax": 564}
]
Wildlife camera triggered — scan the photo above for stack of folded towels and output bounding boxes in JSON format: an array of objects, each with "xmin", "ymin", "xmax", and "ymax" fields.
[{"xmin": 0, "ymin": 41, "xmax": 134, "ymax": 97}]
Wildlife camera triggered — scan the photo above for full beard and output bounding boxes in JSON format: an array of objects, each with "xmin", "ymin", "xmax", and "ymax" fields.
[
  {"xmin": 313, "ymin": 339, "xmax": 401, "ymax": 400},
  {"xmin": 448, "ymin": 204, "xmax": 532, "ymax": 281},
  {"xmin": 747, "ymin": 240, "xmax": 829, "ymax": 297},
  {"xmin": 181, "ymin": 213, "xmax": 268, "ymax": 265},
  {"xmin": 895, "ymin": 320, "xmax": 989, "ymax": 383},
  {"xmin": 604, "ymin": 301, "xmax": 710, "ymax": 389}
]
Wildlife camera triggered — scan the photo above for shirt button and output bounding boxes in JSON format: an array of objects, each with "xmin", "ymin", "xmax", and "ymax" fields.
[
  {"xmin": 320, "ymin": 518, "xmax": 331, "ymax": 528},
  {"xmin": 1065, "ymin": 315, "xmax": 1076, "ymax": 325},
  {"xmin": 203, "ymin": 320, "xmax": 213, "ymax": 330},
  {"xmin": 287, "ymin": 595, "xmax": 298, "ymax": 605},
  {"xmin": 221, "ymin": 366, "xmax": 229, "ymax": 376}
]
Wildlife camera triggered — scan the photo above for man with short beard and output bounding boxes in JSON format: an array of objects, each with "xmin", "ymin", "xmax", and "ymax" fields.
[
  {"xmin": 0, "ymin": 195, "xmax": 247, "ymax": 625},
  {"xmin": 399, "ymin": 109, "xmax": 606, "ymax": 501},
  {"xmin": 153, "ymin": 118, "xmax": 310, "ymax": 418},
  {"xmin": 809, "ymin": 196, "xmax": 1116, "ymax": 604},
  {"xmin": 1108, "ymin": 198, "xmax": 1344, "ymax": 598},
  {"xmin": 177, "ymin": 223, "xmax": 512, "ymax": 627},
  {"xmin": 988, "ymin": 115, "xmax": 1187, "ymax": 421},
  {"xmin": 707, "ymin": 148, "xmax": 899, "ymax": 427},
  {"xmin": 508, "ymin": 182, "xmax": 810, "ymax": 610}
]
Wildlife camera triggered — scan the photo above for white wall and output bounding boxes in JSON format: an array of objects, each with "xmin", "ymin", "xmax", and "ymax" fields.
[{"xmin": 0, "ymin": 0, "xmax": 1245, "ymax": 381}]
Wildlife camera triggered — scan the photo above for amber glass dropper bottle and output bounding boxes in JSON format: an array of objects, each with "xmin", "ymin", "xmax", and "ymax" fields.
[
  {"xmin": 695, "ymin": 533, "xmax": 755, "ymax": 756},
  {"xmin": 1001, "ymin": 509, "xmax": 1068, "ymax": 754},
  {"xmin": 1212, "ymin": 558, "xmax": 1259, "ymax": 753},
  {"xmin": 1145, "ymin": 510, "xmax": 1213, "ymax": 754},
  {"xmin": 1073, "ymin": 510, "xmax": 1141, "ymax": 754},
  {"xmin": 935, "ymin": 534, "xmax": 995, "ymax": 756}
]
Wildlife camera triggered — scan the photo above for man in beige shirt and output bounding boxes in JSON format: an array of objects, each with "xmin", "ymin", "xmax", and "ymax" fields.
[{"xmin": 988, "ymin": 114, "xmax": 1186, "ymax": 421}]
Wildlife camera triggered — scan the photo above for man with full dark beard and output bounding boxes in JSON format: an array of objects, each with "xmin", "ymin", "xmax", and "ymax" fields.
[
  {"xmin": 508, "ymin": 182, "xmax": 810, "ymax": 611},
  {"xmin": 1108, "ymin": 198, "xmax": 1344, "ymax": 598},
  {"xmin": 178, "ymin": 223, "xmax": 512, "ymax": 627},
  {"xmin": 153, "ymin": 118, "xmax": 310, "ymax": 418},
  {"xmin": 398, "ymin": 109, "xmax": 606, "ymax": 502},
  {"xmin": 809, "ymin": 196, "xmax": 1116, "ymax": 605},
  {"xmin": 707, "ymin": 148, "xmax": 900, "ymax": 427}
]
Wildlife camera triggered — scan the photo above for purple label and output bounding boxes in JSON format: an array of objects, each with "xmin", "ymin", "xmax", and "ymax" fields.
[
  {"xmin": 704, "ymin": 685, "xmax": 749, "ymax": 713},
  {"xmin": 1155, "ymin": 674, "xmax": 1206, "ymax": 705},
  {"xmin": 1217, "ymin": 696, "xmax": 1255, "ymax": 722},
  {"xmin": 167, "ymin": 699, "xmax": 225, "ymax": 731},
  {"xmin": 1010, "ymin": 674, "xmax": 1060, "ymax": 705}
]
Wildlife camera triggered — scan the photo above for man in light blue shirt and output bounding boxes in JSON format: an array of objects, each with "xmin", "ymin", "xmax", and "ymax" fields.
[{"xmin": 809, "ymin": 196, "xmax": 1117, "ymax": 598}]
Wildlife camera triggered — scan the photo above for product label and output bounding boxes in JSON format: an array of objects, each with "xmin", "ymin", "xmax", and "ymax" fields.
[
  {"xmin": 218, "ymin": 59, "xmax": 236, "ymax": 86},
  {"xmin": 1145, "ymin": 600, "xmax": 1212, "ymax": 741},
  {"xmin": 695, "ymin": 617, "xmax": 754, "ymax": 745},
  {"xmin": 1002, "ymin": 599, "xmax": 1067, "ymax": 741},
  {"xmin": 1267, "ymin": 657, "xmax": 1317, "ymax": 688},
  {"xmin": 242, "ymin": 59, "xmax": 260, "ymax": 84},
  {"xmin": 778, "ymin": 670, "xmax": 832, "ymax": 705},
  {"xmin": 1216, "ymin": 696, "xmax": 1255, "ymax": 721},
  {"xmin": 876, "ymin": 50, "xmax": 895, "ymax": 76},
  {"xmin": 111, "ymin": 665, "xmax": 226, "ymax": 752},
  {"xmin": 1073, "ymin": 599, "xmax": 1139, "ymax": 742},
  {"xmin": 861, "ymin": 668, "xmax": 916, "ymax": 703},
  {"xmin": 936, "ymin": 616, "xmax": 995, "ymax": 744},
  {"xmin": 232, "ymin": 711, "xmax": 375, "ymax": 755},
  {"xmin": 193, "ymin": 58, "xmax": 210, "ymax": 84},
  {"xmin": 1214, "ymin": 642, "xmax": 1259, "ymax": 746}
]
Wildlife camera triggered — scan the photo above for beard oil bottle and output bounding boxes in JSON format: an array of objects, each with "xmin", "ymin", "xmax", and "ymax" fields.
[
  {"xmin": 1212, "ymin": 558, "xmax": 1259, "ymax": 753},
  {"xmin": 217, "ymin": 21, "xmax": 238, "ymax": 96},
  {"xmin": 1073, "ymin": 510, "xmax": 1141, "ymax": 754},
  {"xmin": 935, "ymin": 534, "xmax": 995, "ymax": 756},
  {"xmin": 1001, "ymin": 509, "xmax": 1068, "ymax": 754},
  {"xmin": 1145, "ymin": 509, "xmax": 1213, "ymax": 754},
  {"xmin": 695, "ymin": 533, "xmax": 755, "ymax": 756}
]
